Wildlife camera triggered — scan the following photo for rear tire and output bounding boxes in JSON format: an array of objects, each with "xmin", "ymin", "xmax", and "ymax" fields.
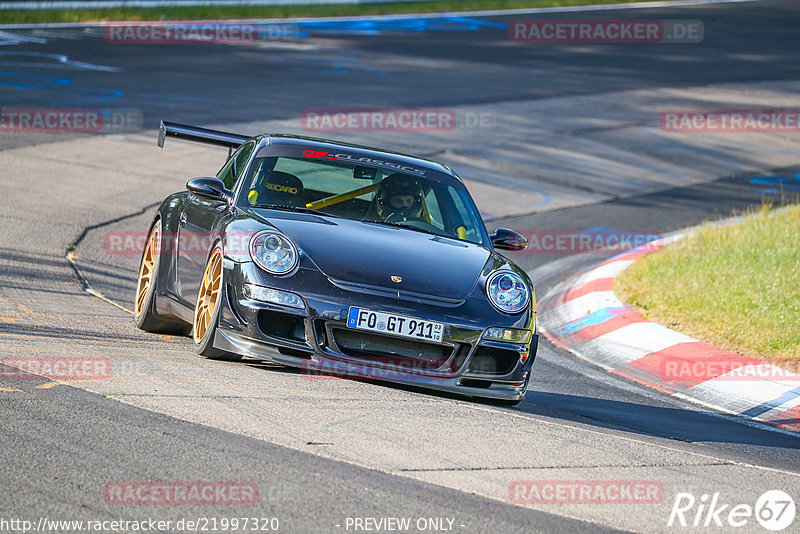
[
  {"xmin": 193, "ymin": 245, "xmax": 242, "ymax": 361},
  {"xmin": 134, "ymin": 219, "xmax": 187, "ymax": 334}
]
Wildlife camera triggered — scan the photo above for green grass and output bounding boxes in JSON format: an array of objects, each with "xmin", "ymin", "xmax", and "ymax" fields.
[
  {"xmin": 615, "ymin": 204, "xmax": 800, "ymax": 366},
  {"xmin": 0, "ymin": 0, "xmax": 667, "ymax": 24}
]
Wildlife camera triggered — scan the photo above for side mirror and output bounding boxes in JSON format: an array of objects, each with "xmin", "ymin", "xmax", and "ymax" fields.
[
  {"xmin": 490, "ymin": 228, "xmax": 528, "ymax": 251},
  {"xmin": 187, "ymin": 177, "xmax": 231, "ymax": 202}
]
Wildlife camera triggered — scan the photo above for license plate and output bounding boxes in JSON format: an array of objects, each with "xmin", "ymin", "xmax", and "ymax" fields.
[{"xmin": 346, "ymin": 307, "xmax": 444, "ymax": 343}]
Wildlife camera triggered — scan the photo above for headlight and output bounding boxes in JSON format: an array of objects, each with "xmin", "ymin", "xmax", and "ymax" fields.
[
  {"xmin": 486, "ymin": 271, "xmax": 530, "ymax": 314},
  {"xmin": 249, "ymin": 230, "xmax": 298, "ymax": 275}
]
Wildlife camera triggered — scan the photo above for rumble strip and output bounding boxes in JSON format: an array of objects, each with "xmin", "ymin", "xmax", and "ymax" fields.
[{"xmin": 537, "ymin": 235, "xmax": 800, "ymax": 432}]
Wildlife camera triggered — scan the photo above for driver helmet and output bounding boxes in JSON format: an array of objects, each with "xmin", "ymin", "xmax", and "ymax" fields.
[{"xmin": 375, "ymin": 174, "xmax": 424, "ymax": 222}]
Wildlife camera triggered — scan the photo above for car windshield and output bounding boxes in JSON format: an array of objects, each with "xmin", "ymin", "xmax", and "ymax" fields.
[{"xmin": 238, "ymin": 155, "xmax": 489, "ymax": 246}]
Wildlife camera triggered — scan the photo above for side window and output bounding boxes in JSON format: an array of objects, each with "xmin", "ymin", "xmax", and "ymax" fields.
[
  {"xmin": 216, "ymin": 154, "xmax": 236, "ymax": 189},
  {"xmin": 216, "ymin": 142, "xmax": 255, "ymax": 190},
  {"xmin": 447, "ymin": 186, "xmax": 483, "ymax": 244},
  {"xmin": 423, "ymin": 187, "xmax": 445, "ymax": 231}
]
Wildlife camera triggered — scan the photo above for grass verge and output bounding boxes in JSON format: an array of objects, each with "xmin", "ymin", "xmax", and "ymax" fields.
[
  {"xmin": 1, "ymin": 0, "xmax": 669, "ymax": 24},
  {"xmin": 615, "ymin": 204, "xmax": 800, "ymax": 367}
]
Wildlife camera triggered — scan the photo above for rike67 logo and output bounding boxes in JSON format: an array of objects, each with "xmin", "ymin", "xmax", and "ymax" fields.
[{"xmin": 668, "ymin": 490, "xmax": 795, "ymax": 531}]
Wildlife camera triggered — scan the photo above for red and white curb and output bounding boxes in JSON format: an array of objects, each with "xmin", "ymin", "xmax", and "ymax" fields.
[{"xmin": 537, "ymin": 234, "xmax": 800, "ymax": 432}]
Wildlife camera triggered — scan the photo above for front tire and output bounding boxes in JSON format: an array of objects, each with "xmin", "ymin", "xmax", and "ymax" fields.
[{"xmin": 193, "ymin": 246, "xmax": 241, "ymax": 361}]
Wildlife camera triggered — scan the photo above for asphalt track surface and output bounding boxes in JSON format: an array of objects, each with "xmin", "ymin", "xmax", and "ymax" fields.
[{"xmin": 2, "ymin": 1, "xmax": 800, "ymax": 533}]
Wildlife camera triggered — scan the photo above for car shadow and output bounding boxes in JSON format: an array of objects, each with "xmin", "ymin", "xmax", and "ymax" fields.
[
  {"xmin": 242, "ymin": 357, "xmax": 800, "ymax": 453},
  {"xmin": 516, "ymin": 391, "xmax": 800, "ymax": 451}
]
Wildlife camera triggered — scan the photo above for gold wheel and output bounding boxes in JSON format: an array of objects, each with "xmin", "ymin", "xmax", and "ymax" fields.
[
  {"xmin": 194, "ymin": 248, "xmax": 222, "ymax": 344},
  {"xmin": 135, "ymin": 225, "xmax": 159, "ymax": 318}
]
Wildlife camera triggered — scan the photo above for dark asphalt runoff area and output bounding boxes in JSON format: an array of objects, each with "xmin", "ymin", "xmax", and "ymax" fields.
[{"xmin": 1, "ymin": 1, "xmax": 800, "ymax": 533}]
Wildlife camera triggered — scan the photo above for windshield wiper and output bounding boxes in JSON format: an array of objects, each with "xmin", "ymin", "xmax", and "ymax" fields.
[
  {"xmin": 362, "ymin": 219, "xmax": 446, "ymax": 238},
  {"xmin": 252, "ymin": 204, "xmax": 341, "ymax": 218}
]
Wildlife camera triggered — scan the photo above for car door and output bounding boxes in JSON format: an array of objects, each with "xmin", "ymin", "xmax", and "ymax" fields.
[{"xmin": 176, "ymin": 141, "xmax": 255, "ymax": 304}]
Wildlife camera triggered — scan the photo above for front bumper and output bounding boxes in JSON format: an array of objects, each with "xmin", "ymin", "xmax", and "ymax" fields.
[{"xmin": 215, "ymin": 261, "xmax": 538, "ymax": 401}]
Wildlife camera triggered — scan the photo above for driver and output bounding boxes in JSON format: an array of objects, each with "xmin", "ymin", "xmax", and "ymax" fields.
[{"xmin": 374, "ymin": 174, "xmax": 425, "ymax": 223}]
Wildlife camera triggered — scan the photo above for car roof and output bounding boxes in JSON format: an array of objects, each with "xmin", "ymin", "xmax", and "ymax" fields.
[{"xmin": 251, "ymin": 134, "xmax": 460, "ymax": 182}]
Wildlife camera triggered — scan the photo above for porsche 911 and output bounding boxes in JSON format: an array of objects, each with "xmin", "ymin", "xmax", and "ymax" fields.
[{"xmin": 134, "ymin": 121, "xmax": 538, "ymax": 405}]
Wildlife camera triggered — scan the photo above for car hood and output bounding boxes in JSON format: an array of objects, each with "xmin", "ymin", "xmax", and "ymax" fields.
[{"xmin": 262, "ymin": 213, "xmax": 490, "ymax": 301}]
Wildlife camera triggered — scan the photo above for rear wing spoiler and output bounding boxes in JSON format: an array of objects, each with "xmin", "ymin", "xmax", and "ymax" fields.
[{"xmin": 158, "ymin": 121, "xmax": 250, "ymax": 150}]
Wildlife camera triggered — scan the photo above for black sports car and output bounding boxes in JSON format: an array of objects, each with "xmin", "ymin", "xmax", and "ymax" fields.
[{"xmin": 135, "ymin": 121, "xmax": 538, "ymax": 405}]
